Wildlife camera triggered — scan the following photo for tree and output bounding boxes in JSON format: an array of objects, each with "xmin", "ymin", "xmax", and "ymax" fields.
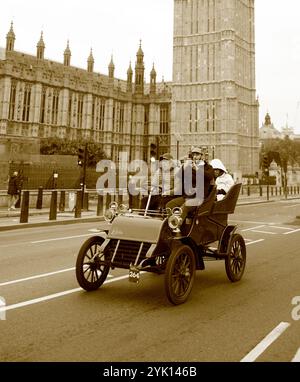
[
  {"xmin": 40, "ymin": 138, "xmax": 107, "ymax": 167},
  {"xmin": 262, "ymin": 137, "xmax": 300, "ymax": 168}
]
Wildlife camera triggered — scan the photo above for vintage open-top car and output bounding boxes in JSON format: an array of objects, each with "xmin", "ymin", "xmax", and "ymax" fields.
[{"xmin": 75, "ymin": 183, "xmax": 246, "ymax": 305}]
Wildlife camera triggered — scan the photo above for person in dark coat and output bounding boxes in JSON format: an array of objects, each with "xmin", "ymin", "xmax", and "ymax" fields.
[
  {"xmin": 166, "ymin": 147, "xmax": 215, "ymax": 221},
  {"xmin": 7, "ymin": 171, "xmax": 20, "ymax": 210}
]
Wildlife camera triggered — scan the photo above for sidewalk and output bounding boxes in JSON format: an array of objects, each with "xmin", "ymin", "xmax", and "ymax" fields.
[
  {"xmin": 0, "ymin": 194, "xmax": 299, "ymax": 231},
  {"xmin": 0, "ymin": 207, "xmax": 102, "ymax": 231}
]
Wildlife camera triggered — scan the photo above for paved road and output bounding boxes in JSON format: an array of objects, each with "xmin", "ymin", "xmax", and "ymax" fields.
[{"xmin": 0, "ymin": 200, "xmax": 300, "ymax": 362}]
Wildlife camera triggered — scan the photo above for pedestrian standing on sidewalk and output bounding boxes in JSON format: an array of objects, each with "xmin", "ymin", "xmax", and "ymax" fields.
[{"xmin": 7, "ymin": 171, "xmax": 20, "ymax": 211}]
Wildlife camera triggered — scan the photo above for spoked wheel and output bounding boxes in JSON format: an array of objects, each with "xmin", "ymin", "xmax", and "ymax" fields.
[
  {"xmin": 165, "ymin": 245, "xmax": 196, "ymax": 305},
  {"xmin": 225, "ymin": 234, "xmax": 246, "ymax": 282},
  {"xmin": 76, "ymin": 236, "xmax": 110, "ymax": 291}
]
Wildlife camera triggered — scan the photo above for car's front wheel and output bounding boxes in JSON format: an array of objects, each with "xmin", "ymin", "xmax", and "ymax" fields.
[
  {"xmin": 76, "ymin": 236, "xmax": 110, "ymax": 291},
  {"xmin": 164, "ymin": 244, "xmax": 196, "ymax": 305}
]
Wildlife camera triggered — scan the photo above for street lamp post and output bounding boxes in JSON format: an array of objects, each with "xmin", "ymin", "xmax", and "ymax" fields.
[
  {"xmin": 53, "ymin": 171, "xmax": 58, "ymax": 189},
  {"xmin": 174, "ymin": 133, "xmax": 182, "ymax": 161}
]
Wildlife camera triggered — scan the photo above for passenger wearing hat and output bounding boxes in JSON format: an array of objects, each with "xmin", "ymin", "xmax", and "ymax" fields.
[
  {"xmin": 166, "ymin": 147, "xmax": 214, "ymax": 221},
  {"xmin": 140, "ymin": 153, "xmax": 181, "ymax": 211},
  {"xmin": 210, "ymin": 158, "xmax": 234, "ymax": 201},
  {"xmin": 187, "ymin": 146, "xmax": 215, "ymax": 199}
]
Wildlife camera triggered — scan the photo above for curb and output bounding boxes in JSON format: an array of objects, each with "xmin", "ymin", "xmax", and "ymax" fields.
[
  {"xmin": 0, "ymin": 216, "xmax": 104, "ymax": 232},
  {"xmin": 237, "ymin": 200, "xmax": 275, "ymax": 206},
  {"xmin": 0, "ymin": 197, "xmax": 299, "ymax": 231}
]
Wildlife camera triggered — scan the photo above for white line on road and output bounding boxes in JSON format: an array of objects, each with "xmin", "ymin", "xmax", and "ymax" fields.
[
  {"xmin": 31, "ymin": 234, "xmax": 93, "ymax": 244},
  {"xmin": 240, "ymin": 322, "xmax": 291, "ymax": 362},
  {"xmin": 245, "ymin": 239, "xmax": 265, "ymax": 246},
  {"xmin": 291, "ymin": 348, "xmax": 300, "ymax": 362},
  {"xmin": 251, "ymin": 230, "xmax": 277, "ymax": 235},
  {"xmin": 268, "ymin": 226, "xmax": 295, "ymax": 231},
  {"xmin": 0, "ymin": 267, "xmax": 75, "ymax": 287},
  {"xmin": 284, "ymin": 228, "xmax": 300, "ymax": 235},
  {"xmin": 2, "ymin": 238, "xmax": 263, "ymax": 287},
  {"xmin": 242, "ymin": 225, "xmax": 265, "ymax": 232},
  {"xmin": 231, "ymin": 220, "xmax": 276, "ymax": 225},
  {"xmin": 0, "ymin": 268, "xmax": 113, "ymax": 287},
  {"xmin": 0, "ymin": 274, "xmax": 128, "ymax": 314}
]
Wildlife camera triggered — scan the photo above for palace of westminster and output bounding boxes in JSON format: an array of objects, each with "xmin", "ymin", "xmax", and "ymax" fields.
[{"xmin": 0, "ymin": 0, "xmax": 259, "ymax": 177}]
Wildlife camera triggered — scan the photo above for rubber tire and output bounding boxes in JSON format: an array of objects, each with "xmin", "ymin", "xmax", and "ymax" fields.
[
  {"xmin": 76, "ymin": 236, "xmax": 110, "ymax": 291},
  {"xmin": 165, "ymin": 244, "xmax": 196, "ymax": 305},
  {"xmin": 225, "ymin": 234, "xmax": 246, "ymax": 282}
]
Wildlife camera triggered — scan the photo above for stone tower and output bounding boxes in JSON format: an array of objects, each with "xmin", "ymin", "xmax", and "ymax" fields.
[{"xmin": 172, "ymin": 0, "xmax": 259, "ymax": 176}]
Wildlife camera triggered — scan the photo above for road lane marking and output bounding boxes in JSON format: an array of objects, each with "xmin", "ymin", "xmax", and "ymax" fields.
[
  {"xmin": 0, "ymin": 267, "xmax": 75, "ymax": 287},
  {"xmin": 291, "ymin": 348, "xmax": 300, "ymax": 362},
  {"xmin": 240, "ymin": 322, "xmax": 291, "ymax": 362},
  {"xmin": 251, "ymin": 230, "xmax": 277, "ymax": 235},
  {"xmin": 0, "ymin": 268, "xmax": 113, "ymax": 287},
  {"xmin": 268, "ymin": 226, "xmax": 294, "ymax": 231},
  {"xmin": 1, "ymin": 237, "xmax": 265, "ymax": 287},
  {"xmin": 242, "ymin": 225, "xmax": 265, "ymax": 232},
  {"xmin": 282, "ymin": 204, "xmax": 300, "ymax": 208},
  {"xmin": 245, "ymin": 239, "xmax": 265, "ymax": 246},
  {"xmin": 231, "ymin": 220, "xmax": 276, "ymax": 225},
  {"xmin": 31, "ymin": 234, "xmax": 93, "ymax": 244},
  {"xmin": 0, "ymin": 274, "xmax": 129, "ymax": 314},
  {"xmin": 284, "ymin": 228, "xmax": 300, "ymax": 235}
]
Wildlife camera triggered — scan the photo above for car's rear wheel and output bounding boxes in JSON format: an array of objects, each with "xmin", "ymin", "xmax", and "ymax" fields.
[
  {"xmin": 76, "ymin": 236, "xmax": 110, "ymax": 291},
  {"xmin": 165, "ymin": 244, "xmax": 196, "ymax": 305},
  {"xmin": 225, "ymin": 234, "xmax": 246, "ymax": 282}
]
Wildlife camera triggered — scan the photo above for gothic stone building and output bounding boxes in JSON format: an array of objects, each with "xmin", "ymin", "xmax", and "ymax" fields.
[
  {"xmin": 172, "ymin": 0, "xmax": 259, "ymax": 176},
  {"xmin": 0, "ymin": 0, "xmax": 259, "ymax": 176},
  {"xmin": 0, "ymin": 24, "xmax": 171, "ymax": 165}
]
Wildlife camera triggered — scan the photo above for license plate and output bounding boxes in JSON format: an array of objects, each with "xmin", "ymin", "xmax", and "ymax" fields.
[{"xmin": 129, "ymin": 265, "xmax": 140, "ymax": 283}]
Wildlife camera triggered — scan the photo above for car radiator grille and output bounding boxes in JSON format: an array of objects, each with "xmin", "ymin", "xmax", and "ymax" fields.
[{"xmin": 106, "ymin": 240, "xmax": 152, "ymax": 268}]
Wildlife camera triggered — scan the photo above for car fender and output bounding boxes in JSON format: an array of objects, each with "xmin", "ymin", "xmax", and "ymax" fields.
[
  {"xmin": 96, "ymin": 231, "xmax": 108, "ymax": 240},
  {"xmin": 218, "ymin": 225, "xmax": 238, "ymax": 255}
]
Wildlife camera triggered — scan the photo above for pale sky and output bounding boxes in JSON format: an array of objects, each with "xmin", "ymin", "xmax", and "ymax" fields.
[{"xmin": 1, "ymin": 0, "xmax": 300, "ymax": 133}]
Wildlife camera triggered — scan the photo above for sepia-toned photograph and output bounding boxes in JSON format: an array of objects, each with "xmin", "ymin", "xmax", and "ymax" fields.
[{"xmin": 0, "ymin": 0, "xmax": 300, "ymax": 370}]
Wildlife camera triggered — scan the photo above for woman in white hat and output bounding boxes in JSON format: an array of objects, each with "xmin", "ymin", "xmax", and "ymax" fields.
[{"xmin": 210, "ymin": 159, "xmax": 234, "ymax": 201}]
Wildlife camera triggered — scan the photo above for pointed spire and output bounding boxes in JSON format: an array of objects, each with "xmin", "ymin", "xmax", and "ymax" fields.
[
  {"xmin": 109, "ymin": 55, "xmax": 114, "ymax": 69},
  {"xmin": 64, "ymin": 40, "xmax": 71, "ymax": 66},
  {"xmin": 87, "ymin": 48, "xmax": 94, "ymax": 72},
  {"xmin": 88, "ymin": 48, "xmax": 94, "ymax": 62},
  {"xmin": 151, "ymin": 63, "xmax": 156, "ymax": 77},
  {"xmin": 108, "ymin": 55, "xmax": 115, "ymax": 78},
  {"xmin": 37, "ymin": 31, "xmax": 45, "ymax": 48},
  {"xmin": 127, "ymin": 61, "xmax": 133, "ymax": 75},
  {"xmin": 135, "ymin": 41, "xmax": 145, "ymax": 95},
  {"xmin": 127, "ymin": 61, "xmax": 133, "ymax": 93},
  {"xmin": 6, "ymin": 21, "xmax": 16, "ymax": 52},
  {"xmin": 137, "ymin": 39, "xmax": 144, "ymax": 58},
  {"xmin": 150, "ymin": 63, "xmax": 156, "ymax": 95},
  {"xmin": 37, "ymin": 31, "xmax": 45, "ymax": 60}
]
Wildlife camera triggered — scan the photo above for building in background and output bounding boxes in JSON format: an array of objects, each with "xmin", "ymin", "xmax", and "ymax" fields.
[
  {"xmin": 259, "ymin": 112, "xmax": 300, "ymax": 141},
  {"xmin": 0, "ymin": 0, "xmax": 260, "ymax": 177},
  {"xmin": 172, "ymin": 0, "xmax": 259, "ymax": 177},
  {"xmin": 0, "ymin": 24, "xmax": 171, "ymax": 166}
]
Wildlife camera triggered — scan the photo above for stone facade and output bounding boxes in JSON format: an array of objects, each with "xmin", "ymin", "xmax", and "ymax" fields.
[
  {"xmin": 0, "ymin": 28, "xmax": 172, "ymax": 165},
  {"xmin": 172, "ymin": 0, "xmax": 259, "ymax": 176},
  {"xmin": 0, "ymin": 1, "xmax": 260, "ymax": 176},
  {"xmin": 259, "ymin": 112, "xmax": 300, "ymax": 141}
]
